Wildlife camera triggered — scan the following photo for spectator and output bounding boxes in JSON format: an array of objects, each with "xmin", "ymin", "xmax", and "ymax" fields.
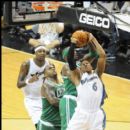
[
  {"xmin": 28, "ymin": 22, "xmax": 64, "ymax": 48},
  {"xmin": 121, "ymin": 2, "xmax": 130, "ymax": 14}
]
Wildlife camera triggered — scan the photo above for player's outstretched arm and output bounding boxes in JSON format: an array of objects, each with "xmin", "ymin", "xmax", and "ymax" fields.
[
  {"xmin": 67, "ymin": 42, "xmax": 81, "ymax": 86},
  {"xmin": 89, "ymin": 33, "xmax": 106, "ymax": 78}
]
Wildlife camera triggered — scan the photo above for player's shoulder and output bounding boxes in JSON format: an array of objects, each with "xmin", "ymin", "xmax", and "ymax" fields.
[
  {"xmin": 62, "ymin": 62, "xmax": 69, "ymax": 69},
  {"xmin": 21, "ymin": 59, "xmax": 30, "ymax": 68},
  {"xmin": 44, "ymin": 79, "xmax": 58, "ymax": 89},
  {"xmin": 45, "ymin": 59, "xmax": 53, "ymax": 65}
]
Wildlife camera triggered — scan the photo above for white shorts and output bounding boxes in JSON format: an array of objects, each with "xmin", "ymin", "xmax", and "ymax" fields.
[
  {"xmin": 66, "ymin": 108, "xmax": 106, "ymax": 130},
  {"xmin": 24, "ymin": 97, "xmax": 42, "ymax": 124}
]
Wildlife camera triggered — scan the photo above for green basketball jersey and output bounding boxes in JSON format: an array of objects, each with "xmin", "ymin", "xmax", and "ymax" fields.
[
  {"xmin": 40, "ymin": 81, "xmax": 65, "ymax": 127},
  {"xmin": 54, "ymin": 83, "xmax": 65, "ymax": 99},
  {"xmin": 41, "ymin": 98, "xmax": 60, "ymax": 126},
  {"xmin": 62, "ymin": 76, "xmax": 77, "ymax": 96}
]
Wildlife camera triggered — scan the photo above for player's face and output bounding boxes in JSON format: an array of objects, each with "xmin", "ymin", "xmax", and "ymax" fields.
[
  {"xmin": 80, "ymin": 60, "xmax": 93, "ymax": 73},
  {"xmin": 35, "ymin": 49, "xmax": 46, "ymax": 61},
  {"xmin": 46, "ymin": 65, "xmax": 57, "ymax": 77}
]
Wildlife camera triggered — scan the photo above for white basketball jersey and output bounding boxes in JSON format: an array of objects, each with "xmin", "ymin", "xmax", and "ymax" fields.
[
  {"xmin": 22, "ymin": 58, "xmax": 50, "ymax": 98},
  {"xmin": 76, "ymin": 72, "xmax": 103, "ymax": 112}
]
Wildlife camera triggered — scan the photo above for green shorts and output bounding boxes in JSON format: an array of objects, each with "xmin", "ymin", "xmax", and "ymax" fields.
[
  {"xmin": 37, "ymin": 119, "xmax": 61, "ymax": 130},
  {"xmin": 59, "ymin": 95, "xmax": 77, "ymax": 130}
]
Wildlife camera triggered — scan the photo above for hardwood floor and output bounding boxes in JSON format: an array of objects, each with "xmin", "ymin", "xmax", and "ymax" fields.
[{"xmin": 2, "ymin": 46, "xmax": 130, "ymax": 130}]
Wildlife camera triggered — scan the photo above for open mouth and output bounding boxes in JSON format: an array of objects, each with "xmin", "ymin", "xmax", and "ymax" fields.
[{"xmin": 39, "ymin": 55, "xmax": 45, "ymax": 59}]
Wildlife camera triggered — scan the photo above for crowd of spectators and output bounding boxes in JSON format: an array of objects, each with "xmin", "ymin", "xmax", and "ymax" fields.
[{"xmin": 1, "ymin": 1, "xmax": 130, "ymax": 63}]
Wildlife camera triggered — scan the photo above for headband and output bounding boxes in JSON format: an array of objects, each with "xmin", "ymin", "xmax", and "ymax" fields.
[{"xmin": 34, "ymin": 46, "xmax": 47, "ymax": 52}]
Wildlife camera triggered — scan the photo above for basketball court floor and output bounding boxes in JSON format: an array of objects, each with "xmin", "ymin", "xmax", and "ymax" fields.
[{"xmin": 2, "ymin": 46, "xmax": 130, "ymax": 130}]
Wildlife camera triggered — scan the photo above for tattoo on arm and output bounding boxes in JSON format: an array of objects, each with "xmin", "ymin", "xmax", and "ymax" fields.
[{"xmin": 17, "ymin": 61, "xmax": 29, "ymax": 88}]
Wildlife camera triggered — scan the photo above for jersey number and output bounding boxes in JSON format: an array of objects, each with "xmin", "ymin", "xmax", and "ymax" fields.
[{"xmin": 92, "ymin": 82, "xmax": 97, "ymax": 91}]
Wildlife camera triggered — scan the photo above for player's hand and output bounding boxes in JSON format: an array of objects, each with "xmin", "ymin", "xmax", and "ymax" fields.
[
  {"xmin": 71, "ymin": 37, "xmax": 78, "ymax": 44},
  {"xmin": 88, "ymin": 33, "xmax": 94, "ymax": 42},
  {"xmin": 28, "ymin": 74, "xmax": 39, "ymax": 83}
]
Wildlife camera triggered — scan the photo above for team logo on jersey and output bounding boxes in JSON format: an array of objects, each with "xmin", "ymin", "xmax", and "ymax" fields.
[
  {"xmin": 81, "ymin": 76, "xmax": 97, "ymax": 85},
  {"xmin": 81, "ymin": 78, "xmax": 88, "ymax": 85},
  {"xmin": 31, "ymin": 71, "xmax": 43, "ymax": 76},
  {"xmin": 55, "ymin": 87, "xmax": 65, "ymax": 98}
]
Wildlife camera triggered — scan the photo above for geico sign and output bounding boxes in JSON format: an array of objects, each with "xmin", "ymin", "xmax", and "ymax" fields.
[{"xmin": 79, "ymin": 13, "xmax": 110, "ymax": 29}]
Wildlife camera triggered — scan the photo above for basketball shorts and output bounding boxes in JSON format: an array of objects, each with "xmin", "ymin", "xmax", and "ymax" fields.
[
  {"xmin": 66, "ymin": 107, "xmax": 106, "ymax": 130},
  {"xmin": 59, "ymin": 95, "xmax": 77, "ymax": 130},
  {"xmin": 37, "ymin": 119, "xmax": 61, "ymax": 130},
  {"xmin": 24, "ymin": 97, "xmax": 42, "ymax": 124}
]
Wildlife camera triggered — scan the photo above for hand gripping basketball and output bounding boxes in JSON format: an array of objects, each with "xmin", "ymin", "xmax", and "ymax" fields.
[{"xmin": 71, "ymin": 30, "xmax": 90, "ymax": 47}]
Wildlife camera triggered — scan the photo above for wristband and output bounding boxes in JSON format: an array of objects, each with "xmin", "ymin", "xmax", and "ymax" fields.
[
  {"xmin": 89, "ymin": 51, "xmax": 99, "ymax": 58},
  {"xmin": 25, "ymin": 78, "xmax": 31, "ymax": 85}
]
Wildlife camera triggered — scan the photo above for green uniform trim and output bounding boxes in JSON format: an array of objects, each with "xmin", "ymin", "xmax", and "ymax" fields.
[
  {"xmin": 89, "ymin": 50, "xmax": 99, "ymax": 58},
  {"xmin": 59, "ymin": 95, "xmax": 77, "ymax": 130},
  {"xmin": 62, "ymin": 47, "xmax": 69, "ymax": 59},
  {"xmin": 62, "ymin": 76, "xmax": 77, "ymax": 96},
  {"xmin": 59, "ymin": 77, "xmax": 77, "ymax": 130},
  {"xmin": 38, "ymin": 81, "xmax": 65, "ymax": 130}
]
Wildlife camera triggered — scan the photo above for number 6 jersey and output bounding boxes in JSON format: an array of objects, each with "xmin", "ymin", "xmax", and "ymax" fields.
[{"xmin": 77, "ymin": 72, "xmax": 104, "ymax": 112}]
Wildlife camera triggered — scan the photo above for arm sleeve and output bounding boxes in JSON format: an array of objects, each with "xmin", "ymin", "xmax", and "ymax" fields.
[{"xmin": 67, "ymin": 43, "xmax": 77, "ymax": 70}]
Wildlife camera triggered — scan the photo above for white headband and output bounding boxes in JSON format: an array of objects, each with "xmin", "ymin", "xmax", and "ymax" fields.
[{"xmin": 34, "ymin": 46, "xmax": 47, "ymax": 52}]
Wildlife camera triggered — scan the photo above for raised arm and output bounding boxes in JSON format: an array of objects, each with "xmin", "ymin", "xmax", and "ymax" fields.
[
  {"xmin": 89, "ymin": 33, "xmax": 106, "ymax": 78},
  {"xmin": 67, "ymin": 41, "xmax": 81, "ymax": 86}
]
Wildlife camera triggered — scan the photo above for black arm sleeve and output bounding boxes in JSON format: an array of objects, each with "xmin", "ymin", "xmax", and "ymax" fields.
[{"xmin": 67, "ymin": 43, "xmax": 77, "ymax": 70}]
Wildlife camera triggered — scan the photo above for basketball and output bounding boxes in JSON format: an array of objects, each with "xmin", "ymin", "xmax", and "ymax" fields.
[{"xmin": 71, "ymin": 30, "xmax": 90, "ymax": 47}]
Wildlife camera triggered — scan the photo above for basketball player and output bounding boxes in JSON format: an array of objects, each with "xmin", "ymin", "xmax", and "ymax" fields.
[
  {"xmin": 17, "ymin": 45, "xmax": 50, "ymax": 128},
  {"xmin": 59, "ymin": 47, "xmax": 77, "ymax": 130},
  {"xmin": 66, "ymin": 30, "xmax": 107, "ymax": 130},
  {"xmin": 60, "ymin": 41, "xmax": 101, "ymax": 130},
  {"xmin": 37, "ymin": 64, "xmax": 65, "ymax": 130}
]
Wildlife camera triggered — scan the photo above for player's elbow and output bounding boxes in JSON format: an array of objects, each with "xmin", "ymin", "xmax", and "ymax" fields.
[
  {"xmin": 49, "ymin": 99, "xmax": 59, "ymax": 106},
  {"xmin": 99, "ymin": 51, "xmax": 106, "ymax": 59},
  {"xmin": 17, "ymin": 82, "xmax": 23, "ymax": 89},
  {"xmin": 17, "ymin": 83, "xmax": 21, "ymax": 89},
  {"xmin": 102, "ymin": 53, "xmax": 106, "ymax": 58}
]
